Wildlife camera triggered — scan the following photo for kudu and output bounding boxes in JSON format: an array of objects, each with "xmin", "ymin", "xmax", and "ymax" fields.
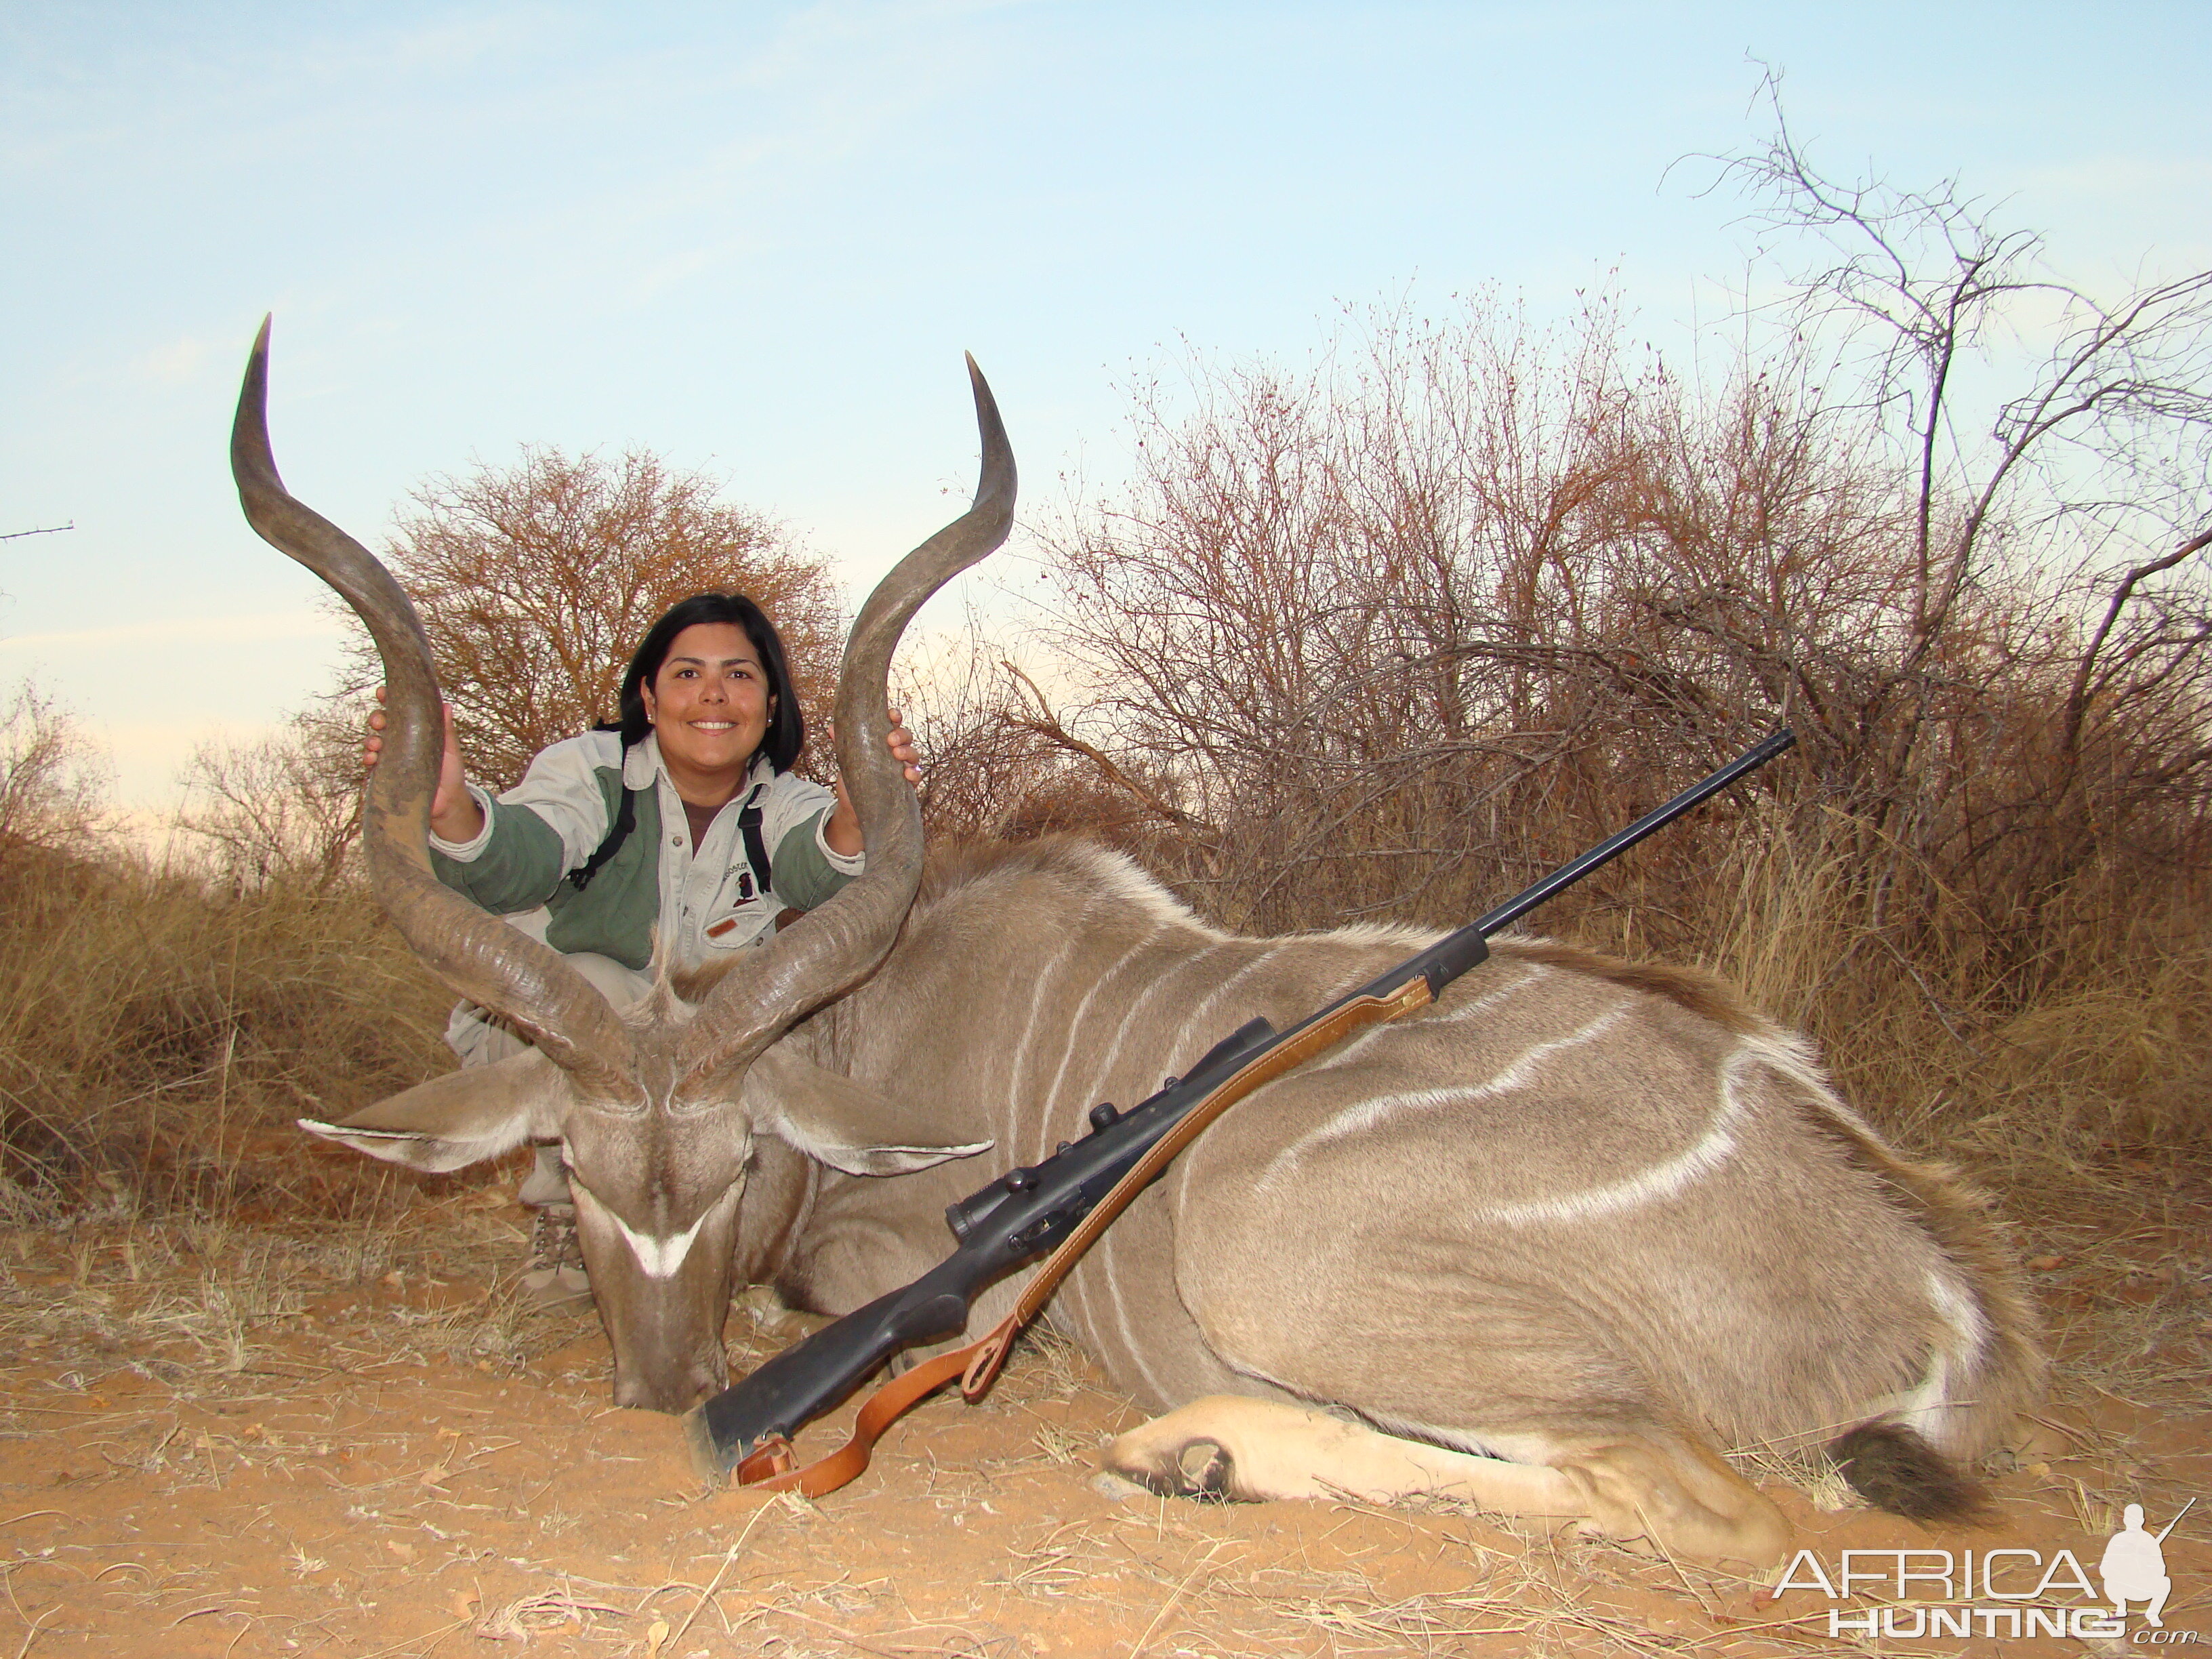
[
  {"xmin": 723, "ymin": 841, "xmax": 2043, "ymax": 1565},
  {"xmin": 237, "ymin": 325, "xmax": 2042, "ymax": 1570},
  {"xmin": 233, "ymin": 320, "xmax": 1014, "ymax": 1414}
]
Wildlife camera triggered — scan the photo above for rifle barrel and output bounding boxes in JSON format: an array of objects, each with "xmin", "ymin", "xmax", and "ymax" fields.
[{"xmin": 1472, "ymin": 729, "xmax": 1796, "ymax": 939}]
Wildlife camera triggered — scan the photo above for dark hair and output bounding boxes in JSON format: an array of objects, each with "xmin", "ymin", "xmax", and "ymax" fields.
[{"xmin": 613, "ymin": 592, "xmax": 806, "ymax": 773}]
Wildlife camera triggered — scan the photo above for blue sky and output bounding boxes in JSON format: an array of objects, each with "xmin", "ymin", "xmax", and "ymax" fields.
[{"xmin": 3, "ymin": 1, "xmax": 2207, "ymax": 811}]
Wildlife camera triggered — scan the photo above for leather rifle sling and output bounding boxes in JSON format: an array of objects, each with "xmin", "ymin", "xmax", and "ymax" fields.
[{"xmin": 733, "ymin": 975, "xmax": 1434, "ymax": 1498}]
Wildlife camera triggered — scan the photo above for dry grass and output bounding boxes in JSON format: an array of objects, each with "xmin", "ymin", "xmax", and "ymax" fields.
[
  {"xmin": 0, "ymin": 843, "xmax": 451, "ymax": 1219},
  {"xmin": 1694, "ymin": 813, "xmax": 2212, "ymax": 1175}
]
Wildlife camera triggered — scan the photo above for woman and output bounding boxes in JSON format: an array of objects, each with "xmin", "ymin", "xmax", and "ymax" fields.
[{"xmin": 367, "ymin": 592, "xmax": 919, "ymax": 1301}]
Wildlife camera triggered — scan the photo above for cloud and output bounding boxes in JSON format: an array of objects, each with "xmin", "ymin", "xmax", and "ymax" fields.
[{"xmin": 136, "ymin": 334, "xmax": 213, "ymax": 385}]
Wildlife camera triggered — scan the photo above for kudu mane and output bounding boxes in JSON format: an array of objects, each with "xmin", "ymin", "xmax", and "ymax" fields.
[
  {"xmin": 911, "ymin": 836, "xmax": 1780, "ymax": 1046},
  {"xmin": 921, "ymin": 838, "xmax": 1771, "ymax": 1026}
]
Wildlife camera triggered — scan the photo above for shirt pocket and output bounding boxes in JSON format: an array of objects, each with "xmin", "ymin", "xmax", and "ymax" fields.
[{"xmin": 700, "ymin": 878, "xmax": 771, "ymax": 950}]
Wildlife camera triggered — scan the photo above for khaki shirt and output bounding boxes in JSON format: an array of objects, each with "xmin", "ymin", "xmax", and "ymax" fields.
[{"xmin": 428, "ymin": 732, "xmax": 861, "ymax": 971}]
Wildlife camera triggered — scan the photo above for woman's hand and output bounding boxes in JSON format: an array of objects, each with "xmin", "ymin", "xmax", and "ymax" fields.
[
  {"xmin": 365, "ymin": 687, "xmax": 485, "ymax": 843},
  {"xmin": 824, "ymin": 710, "xmax": 922, "ymax": 856}
]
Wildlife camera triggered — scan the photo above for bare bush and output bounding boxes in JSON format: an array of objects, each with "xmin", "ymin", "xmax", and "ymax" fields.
[
  {"xmin": 1036, "ymin": 294, "xmax": 1812, "ymax": 932},
  {"xmin": 1706, "ymin": 77, "xmax": 2212, "ymax": 947},
  {"xmin": 1030, "ymin": 249, "xmax": 2209, "ymax": 1153},
  {"xmin": 343, "ymin": 447, "xmax": 846, "ymax": 787},
  {"xmin": 174, "ymin": 712, "xmax": 365, "ymax": 894},
  {"xmin": 895, "ymin": 635, "xmax": 1190, "ymax": 851},
  {"xmin": 0, "ymin": 681, "xmax": 108, "ymax": 874}
]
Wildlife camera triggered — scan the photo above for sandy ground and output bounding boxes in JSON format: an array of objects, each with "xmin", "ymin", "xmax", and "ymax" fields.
[{"xmin": 0, "ymin": 1153, "xmax": 2203, "ymax": 1658}]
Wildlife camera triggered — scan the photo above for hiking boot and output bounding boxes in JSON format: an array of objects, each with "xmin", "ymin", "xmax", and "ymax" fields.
[
  {"xmin": 518, "ymin": 1143, "xmax": 571, "ymax": 1208},
  {"xmin": 522, "ymin": 1202, "xmax": 591, "ymax": 1307}
]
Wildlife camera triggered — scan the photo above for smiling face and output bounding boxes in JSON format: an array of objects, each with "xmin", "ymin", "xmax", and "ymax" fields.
[{"xmin": 640, "ymin": 621, "xmax": 776, "ymax": 798}]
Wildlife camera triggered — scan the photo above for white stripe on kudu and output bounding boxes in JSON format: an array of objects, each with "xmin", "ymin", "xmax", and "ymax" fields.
[
  {"xmin": 1162, "ymin": 941, "xmax": 1287, "ymax": 1067},
  {"xmin": 1301, "ymin": 960, "xmax": 1551, "ymax": 1076},
  {"xmin": 1099, "ymin": 1201, "xmax": 1171, "ymax": 1407},
  {"xmin": 1256, "ymin": 1003, "xmax": 1632, "ymax": 1190},
  {"xmin": 1089, "ymin": 937, "xmax": 1237, "ymax": 1116},
  {"xmin": 1003, "ymin": 917, "xmax": 1095, "ymax": 1126},
  {"xmin": 1470, "ymin": 1042, "xmax": 1755, "ymax": 1227},
  {"xmin": 1035, "ymin": 927, "xmax": 1166, "ymax": 1159}
]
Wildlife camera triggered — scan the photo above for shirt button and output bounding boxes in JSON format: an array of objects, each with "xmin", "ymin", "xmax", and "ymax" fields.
[{"xmin": 670, "ymin": 836, "xmax": 682, "ymax": 846}]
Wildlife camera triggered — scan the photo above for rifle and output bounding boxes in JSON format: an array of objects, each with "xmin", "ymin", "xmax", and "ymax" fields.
[{"xmin": 686, "ymin": 729, "xmax": 1798, "ymax": 1492}]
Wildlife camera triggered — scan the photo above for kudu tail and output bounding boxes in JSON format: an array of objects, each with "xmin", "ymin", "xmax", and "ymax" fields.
[
  {"xmin": 1828, "ymin": 1420, "xmax": 1993, "ymax": 1524},
  {"xmin": 1776, "ymin": 1061, "xmax": 2043, "ymax": 1526}
]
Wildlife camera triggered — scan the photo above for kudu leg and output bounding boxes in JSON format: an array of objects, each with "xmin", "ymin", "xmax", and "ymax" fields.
[{"xmin": 1101, "ymin": 1397, "xmax": 1789, "ymax": 1569}]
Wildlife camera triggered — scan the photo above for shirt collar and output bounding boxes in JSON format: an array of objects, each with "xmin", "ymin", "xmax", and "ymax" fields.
[{"xmin": 625, "ymin": 733, "xmax": 772, "ymax": 799}]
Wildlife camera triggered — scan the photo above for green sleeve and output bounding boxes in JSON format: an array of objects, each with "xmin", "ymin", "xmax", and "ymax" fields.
[
  {"xmin": 771, "ymin": 810, "xmax": 860, "ymax": 912},
  {"xmin": 429, "ymin": 798, "xmax": 573, "ymax": 914}
]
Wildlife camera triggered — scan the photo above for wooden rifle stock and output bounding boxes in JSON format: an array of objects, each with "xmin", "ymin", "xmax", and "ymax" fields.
[{"xmin": 684, "ymin": 729, "xmax": 1797, "ymax": 1493}]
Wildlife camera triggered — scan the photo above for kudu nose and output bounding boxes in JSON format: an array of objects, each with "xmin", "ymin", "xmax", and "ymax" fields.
[{"xmin": 612, "ymin": 1353, "xmax": 729, "ymax": 1414}]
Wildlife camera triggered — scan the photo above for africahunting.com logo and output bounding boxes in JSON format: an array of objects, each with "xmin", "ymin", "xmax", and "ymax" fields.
[{"xmin": 1770, "ymin": 1498, "xmax": 2196, "ymax": 1642}]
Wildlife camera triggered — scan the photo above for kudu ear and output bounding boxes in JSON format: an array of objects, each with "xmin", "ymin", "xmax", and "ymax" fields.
[
  {"xmin": 300, "ymin": 1049, "xmax": 565, "ymax": 1174},
  {"xmin": 746, "ymin": 1048, "xmax": 991, "ymax": 1177}
]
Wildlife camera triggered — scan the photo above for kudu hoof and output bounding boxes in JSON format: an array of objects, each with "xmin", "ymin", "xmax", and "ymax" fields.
[{"xmin": 1108, "ymin": 1437, "xmax": 1241, "ymax": 1503}]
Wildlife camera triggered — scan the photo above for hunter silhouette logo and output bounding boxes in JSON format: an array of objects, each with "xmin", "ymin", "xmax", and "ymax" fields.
[{"xmin": 2103, "ymin": 1499, "xmax": 2192, "ymax": 1631}]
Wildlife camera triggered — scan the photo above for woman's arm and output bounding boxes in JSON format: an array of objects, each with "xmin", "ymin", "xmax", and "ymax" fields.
[{"xmin": 364, "ymin": 691, "xmax": 582, "ymax": 914}]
